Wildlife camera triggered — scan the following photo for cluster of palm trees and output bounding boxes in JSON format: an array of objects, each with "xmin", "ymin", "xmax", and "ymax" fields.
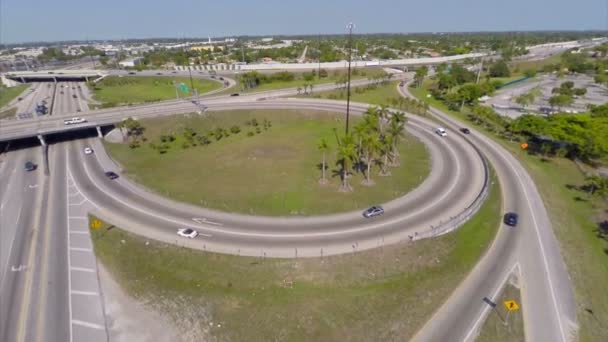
[
  {"xmin": 297, "ymin": 83, "xmax": 314, "ymax": 95},
  {"xmin": 317, "ymin": 106, "xmax": 408, "ymax": 192}
]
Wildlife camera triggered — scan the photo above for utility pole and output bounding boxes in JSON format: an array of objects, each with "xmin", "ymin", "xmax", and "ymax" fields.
[
  {"xmin": 476, "ymin": 57, "xmax": 484, "ymax": 84},
  {"xmin": 318, "ymin": 33, "xmax": 321, "ymax": 81},
  {"xmin": 345, "ymin": 22, "xmax": 355, "ymax": 135},
  {"xmin": 241, "ymin": 41, "xmax": 245, "ymax": 63}
]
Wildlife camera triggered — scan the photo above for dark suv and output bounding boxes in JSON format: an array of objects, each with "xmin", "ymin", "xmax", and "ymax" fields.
[
  {"xmin": 24, "ymin": 161, "xmax": 37, "ymax": 172},
  {"xmin": 503, "ymin": 212, "xmax": 518, "ymax": 226},
  {"xmin": 105, "ymin": 171, "xmax": 119, "ymax": 180}
]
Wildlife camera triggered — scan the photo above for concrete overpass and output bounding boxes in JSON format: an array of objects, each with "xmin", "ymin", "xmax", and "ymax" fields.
[{"xmin": 2, "ymin": 69, "xmax": 107, "ymax": 85}]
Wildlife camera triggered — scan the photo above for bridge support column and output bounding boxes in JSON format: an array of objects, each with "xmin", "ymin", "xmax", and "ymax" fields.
[
  {"xmin": 85, "ymin": 76, "xmax": 89, "ymax": 83},
  {"xmin": 96, "ymin": 126, "xmax": 103, "ymax": 138},
  {"xmin": 53, "ymin": 77, "xmax": 57, "ymax": 83},
  {"xmin": 37, "ymin": 134, "xmax": 46, "ymax": 146},
  {"xmin": 20, "ymin": 77, "xmax": 25, "ymax": 83}
]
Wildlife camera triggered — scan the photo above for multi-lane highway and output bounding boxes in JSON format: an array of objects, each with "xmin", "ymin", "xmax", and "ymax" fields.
[{"xmin": 0, "ymin": 73, "xmax": 577, "ymax": 342}]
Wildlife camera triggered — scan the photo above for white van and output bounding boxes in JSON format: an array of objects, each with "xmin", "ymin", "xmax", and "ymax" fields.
[{"xmin": 64, "ymin": 117, "xmax": 87, "ymax": 125}]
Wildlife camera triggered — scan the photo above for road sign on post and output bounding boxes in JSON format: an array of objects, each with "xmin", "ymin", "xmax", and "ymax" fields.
[
  {"xmin": 180, "ymin": 83, "xmax": 189, "ymax": 93},
  {"xmin": 504, "ymin": 300, "xmax": 519, "ymax": 311}
]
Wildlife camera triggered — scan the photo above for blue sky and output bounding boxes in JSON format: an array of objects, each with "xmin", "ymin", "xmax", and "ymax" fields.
[{"xmin": 1, "ymin": 0, "xmax": 606, "ymax": 43}]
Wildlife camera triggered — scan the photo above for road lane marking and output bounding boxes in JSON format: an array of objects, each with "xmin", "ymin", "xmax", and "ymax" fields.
[
  {"xmin": 69, "ymin": 247, "xmax": 92, "ymax": 252},
  {"xmin": 11, "ymin": 265, "xmax": 28, "ymax": 272},
  {"xmin": 71, "ymin": 290, "xmax": 98, "ymax": 296},
  {"xmin": 70, "ymin": 267, "xmax": 95, "ymax": 273},
  {"xmin": 65, "ymin": 146, "xmax": 74, "ymax": 342},
  {"xmin": 193, "ymin": 217, "xmax": 223, "ymax": 226},
  {"xmin": 28, "ymin": 184, "xmax": 39, "ymax": 189},
  {"xmin": 463, "ymin": 262, "xmax": 520, "ymax": 342},
  {"xmin": 68, "ymin": 216, "xmax": 88, "ymax": 220},
  {"xmin": 69, "ymin": 230, "xmax": 89, "ymax": 234},
  {"xmin": 68, "ymin": 198, "xmax": 87, "ymax": 206},
  {"xmin": 71, "ymin": 320, "xmax": 105, "ymax": 330},
  {"xmin": 0, "ymin": 206, "xmax": 22, "ymax": 286}
]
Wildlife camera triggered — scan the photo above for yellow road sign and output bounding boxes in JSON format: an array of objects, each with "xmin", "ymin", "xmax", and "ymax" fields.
[
  {"xmin": 504, "ymin": 300, "xmax": 520, "ymax": 311},
  {"xmin": 90, "ymin": 218, "xmax": 102, "ymax": 230}
]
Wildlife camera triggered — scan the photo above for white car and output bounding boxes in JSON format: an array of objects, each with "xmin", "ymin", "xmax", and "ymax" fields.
[
  {"xmin": 64, "ymin": 117, "xmax": 87, "ymax": 125},
  {"xmin": 177, "ymin": 228, "xmax": 199, "ymax": 238},
  {"xmin": 435, "ymin": 127, "xmax": 447, "ymax": 137},
  {"xmin": 84, "ymin": 147, "xmax": 93, "ymax": 155}
]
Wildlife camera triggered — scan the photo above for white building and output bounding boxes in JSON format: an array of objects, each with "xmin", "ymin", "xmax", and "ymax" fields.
[{"xmin": 118, "ymin": 57, "xmax": 144, "ymax": 68}]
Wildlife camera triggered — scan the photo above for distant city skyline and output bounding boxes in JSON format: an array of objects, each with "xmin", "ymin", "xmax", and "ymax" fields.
[{"xmin": 1, "ymin": 0, "xmax": 607, "ymax": 44}]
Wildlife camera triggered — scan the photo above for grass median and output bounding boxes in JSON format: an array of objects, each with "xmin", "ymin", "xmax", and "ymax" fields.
[
  {"xmin": 105, "ymin": 109, "xmax": 430, "ymax": 216},
  {"xmin": 0, "ymin": 84, "xmax": 29, "ymax": 108},
  {"xmin": 90, "ymin": 167, "xmax": 500, "ymax": 341},
  {"xmin": 89, "ymin": 76, "xmax": 222, "ymax": 107},
  {"xmin": 409, "ymin": 82, "xmax": 608, "ymax": 341}
]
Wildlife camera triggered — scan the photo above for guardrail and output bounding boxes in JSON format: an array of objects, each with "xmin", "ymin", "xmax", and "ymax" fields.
[{"xmin": 414, "ymin": 138, "xmax": 491, "ymax": 241}]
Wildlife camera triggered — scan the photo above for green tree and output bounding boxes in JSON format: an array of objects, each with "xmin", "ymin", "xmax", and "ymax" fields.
[
  {"xmin": 584, "ymin": 175, "xmax": 608, "ymax": 197},
  {"xmin": 335, "ymin": 132, "xmax": 357, "ymax": 192},
  {"xmin": 414, "ymin": 66, "xmax": 429, "ymax": 88},
  {"xmin": 548, "ymin": 94, "xmax": 573, "ymax": 111},
  {"xmin": 317, "ymin": 138, "xmax": 330, "ymax": 185},
  {"xmin": 361, "ymin": 132, "xmax": 381, "ymax": 186},
  {"xmin": 489, "ymin": 60, "xmax": 511, "ymax": 77}
]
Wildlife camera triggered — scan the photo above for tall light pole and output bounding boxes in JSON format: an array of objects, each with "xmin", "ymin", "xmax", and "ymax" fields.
[{"xmin": 345, "ymin": 22, "xmax": 355, "ymax": 135}]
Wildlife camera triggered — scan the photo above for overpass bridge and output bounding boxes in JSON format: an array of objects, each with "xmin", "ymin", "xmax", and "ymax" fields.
[{"xmin": 2, "ymin": 69, "xmax": 106, "ymax": 85}]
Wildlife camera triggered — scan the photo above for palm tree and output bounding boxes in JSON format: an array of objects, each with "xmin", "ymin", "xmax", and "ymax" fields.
[
  {"xmin": 377, "ymin": 105, "xmax": 390, "ymax": 134},
  {"xmin": 317, "ymin": 138, "xmax": 330, "ymax": 185},
  {"xmin": 335, "ymin": 132, "xmax": 357, "ymax": 192},
  {"xmin": 378, "ymin": 134, "xmax": 393, "ymax": 176},
  {"xmin": 353, "ymin": 123, "xmax": 367, "ymax": 157},
  {"xmin": 309, "ymin": 83, "xmax": 314, "ymax": 94},
  {"xmin": 386, "ymin": 117, "xmax": 406, "ymax": 166},
  {"xmin": 361, "ymin": 132, "xmax": 381, "ymax": 186}
]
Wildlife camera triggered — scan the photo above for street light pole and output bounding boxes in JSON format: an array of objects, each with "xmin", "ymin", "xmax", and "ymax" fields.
[{"xmin": 345, "ymin": 22, "xmax": 355, "ymax": 135}]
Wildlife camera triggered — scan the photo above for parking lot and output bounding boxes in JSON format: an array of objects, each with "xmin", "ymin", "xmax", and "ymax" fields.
[{"xmin": 484, "ymin": 73, "xmax": 608, "ymax": 118}]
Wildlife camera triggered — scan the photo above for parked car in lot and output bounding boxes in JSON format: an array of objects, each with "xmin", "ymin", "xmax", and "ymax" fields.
[
  {"xmin": 503, "ymin": 212, "xmax": 519, "ymax": 226},
  {"xmin": 105, "ymin": 171, "xmax": 119, "ymax": 180},
  {"xmin": 363, "ymin": 206, "xmax": 384, "ymax": 218},
  {"xmin": 84, "ymin": 147, "xmax": 93, "ymax": 155},
  {"xmin": 24, "ymin": 161, "xmax": 37, "ymax": 172},
  {"xmin": 177, "ymin": 228, "xmax": 199, "ymax": 238},
  {"xmin": 460, "ymin": 127, "xmax": 471, "ymax": 134},
  {"xmin": 435, "ymin": 127, "xmax": 447, "ymax": 137},
  {"xmin": 64, "ymin": 117, "xmax": 87, "ymax": 125}
]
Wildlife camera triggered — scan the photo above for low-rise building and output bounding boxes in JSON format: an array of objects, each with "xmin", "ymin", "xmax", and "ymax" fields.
[{"xmin": 118, "ymin": 57, "xmax": 144, "ymax": 68}]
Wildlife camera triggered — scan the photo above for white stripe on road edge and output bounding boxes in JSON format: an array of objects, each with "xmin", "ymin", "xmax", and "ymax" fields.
[
  {"xmin": 71, "ymin": 290, "xmax": 99, "ymax": 296},
  {"xmin": 72, "ymin": 320, "xmax": 105, "ymax": 330},
  {"xmin": 463, "ymin": 262, "xmax": 521, "ymax": 341},
  {"xmin": 192, "ymin": 217, "xmax": 223, "ymax": 226},
  {"xmin": 69, "ymin": 247, "xmax": 92, "ymax": 252},
  {"xmin": 68, "ymin": 216, "xmax": 88, "ymax": 219},
  {"xmin": 70, "ymin": 267, "xmax": 95, "ymax": 273},
  {"xmin": 68, "ymin": 198, "xmax": 87, "ymax": 206},
  {"xmin": 70, "ymin": 230, "xmax": 89, "ymax": 234}
]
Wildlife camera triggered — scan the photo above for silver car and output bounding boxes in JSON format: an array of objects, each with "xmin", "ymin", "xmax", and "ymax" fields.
[{"xmin": 363, "ymin": 206, "xmax": 384, "ymax": 218}]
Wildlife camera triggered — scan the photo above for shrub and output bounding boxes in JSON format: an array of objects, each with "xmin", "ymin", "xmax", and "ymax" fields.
[
  {"xmin": 247, "ymin": 131, "xmax": 255, "ymax": 137},
  {"xmin": 230, "ymin": 125, "xmax": 241, "ymax": 134}
]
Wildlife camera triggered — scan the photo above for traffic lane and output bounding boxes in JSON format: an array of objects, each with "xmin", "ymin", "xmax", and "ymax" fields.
[
  {"xmin": 67, "ymin": 136, "xmax": 484, "ymax": 257},
  {"xmin": 29, "ymin": 143, "xmax": 70, "ymax": 342},
  {"xmin": 0, "ymin": 148, "xmax": 41, "ymax": 287},
  {"xmin": 0, "ymin": 147, "xmax": 45, "ymax": 342},
  {"xmin": 417, "ymin": 101, "xmax": 572, "ymax": 341},
  {"xmin": 71, "ymin": 117, "xmax": 481, "ymax": 235}
]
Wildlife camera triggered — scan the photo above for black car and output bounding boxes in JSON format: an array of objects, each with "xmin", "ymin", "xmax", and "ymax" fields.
[
  {"xmin": 24, "ymin": 161, "xmax": 37, "ymax": 172},
  {"xmin": 128, "ymin": 72, "xmax": 136, "ymax": 75},
  {"xmin": 503, "ymin": 212, "xmax": 518, "ymax": 226},
  {"xmin": 210, "ymin": 75, "xmax": 216, "ymax": 79},
  {"xmin": 72, "ymin": 94, "xmax": 78, "ymax": 99},
  {"xmin": 156, "ymin": 72, "xmax": 163, "ymax": 75},
  {"xmin": 460, "ymin": 128, "xmax": 471, "ymax": 134},
  {"xmin": 105, "ymin": 171, "xmax": 119, "ymax": 180},
  {"xmin": 219, "ymin": 77, "xmax": 224, "ymax": 81},
  {"xmin": 230, "ymin": 93, "xmax": 240, "ymax": 97}
]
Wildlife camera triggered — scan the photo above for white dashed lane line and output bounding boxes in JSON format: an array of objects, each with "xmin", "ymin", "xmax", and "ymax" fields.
[{"xmin": 66, "ymin": 170, "xmax": 107, "ymax": 342}]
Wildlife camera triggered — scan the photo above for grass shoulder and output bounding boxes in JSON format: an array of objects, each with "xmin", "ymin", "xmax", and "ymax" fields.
[
  {"xmin": 0, "ymin": 84, "xmax": 29, "ymax": 109},
  {"xmin": 89, "ymin": 76, "xmax": 222, "ymax": 107},
  {"xmin": 90, "ymin": 169, "xmax": 501, "ymax": 341},
  {"xmin": 105, "ymin": 109, "xmax": 430, "ymax": 216}
]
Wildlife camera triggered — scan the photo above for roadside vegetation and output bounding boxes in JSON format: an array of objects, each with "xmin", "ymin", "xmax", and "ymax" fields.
[
  {"xmin": 409, "ymin": 49, "xmax": 608, "ymax": 340},
  {"xmin": 90, "ymin": 169, "xmax": 500, "ymax": 341},
  {"xmin": 0, "ymin": 84, "xmax": 28, "ymax": 109},
  {"xmin": 235, "ymin": 67, "xmax": 387, "ymax": 93},
  {"xmin": 105, "ymin": 109, "xmax": 430, "ymax": 215},
  {"xmin": 88, "ymin": 76, "xmax": 221, "ymax": 107}
]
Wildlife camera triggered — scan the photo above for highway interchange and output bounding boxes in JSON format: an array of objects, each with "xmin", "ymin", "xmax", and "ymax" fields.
[{"xmin": 0, "ymin": 69, "xmax": 577, "ymax": 341}]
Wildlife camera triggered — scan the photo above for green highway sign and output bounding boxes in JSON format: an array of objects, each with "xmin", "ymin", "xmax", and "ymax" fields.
[{"xmin": 180, "ymin": 83, "xmax": 189, "ymax": 93}]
